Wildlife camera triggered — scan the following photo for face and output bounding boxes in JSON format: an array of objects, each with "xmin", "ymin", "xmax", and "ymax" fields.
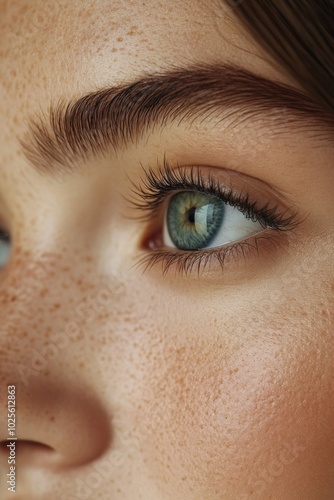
[{"xmin": 0, "ymin": 1, "xmax": 333, "ymax": 498}]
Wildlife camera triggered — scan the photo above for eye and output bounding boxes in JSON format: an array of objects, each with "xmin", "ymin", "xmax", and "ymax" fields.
[
  {"xmin": 129, "ymin": 161, "xmax": 299, "ymax": 276},
  {"xmin": 0, "ymin": 229, "xmax": 11, "ymax": 268},
  {"xmin": 163, "ymin": 191, "xmax": 264, "ymax": 251}
]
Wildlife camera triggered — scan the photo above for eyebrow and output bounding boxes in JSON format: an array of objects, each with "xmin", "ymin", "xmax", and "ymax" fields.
[{"xmin": 21, "ymin": 63, "xmax": 334, "ymax": 176}]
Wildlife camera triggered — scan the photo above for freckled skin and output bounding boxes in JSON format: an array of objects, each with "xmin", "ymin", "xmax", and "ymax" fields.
[{"xmin": 0, "ymin": 0, "xmax": 333, "ymax": 499}]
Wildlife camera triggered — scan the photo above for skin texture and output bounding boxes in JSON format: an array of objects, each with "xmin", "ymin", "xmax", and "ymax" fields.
[{"xmin": 0, "ymin": 0, "xmax": 333, "ymax": 499}]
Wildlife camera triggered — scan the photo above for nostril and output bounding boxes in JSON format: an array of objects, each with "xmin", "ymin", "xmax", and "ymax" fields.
[{"xmin": 0, "ymin": 439, "xmax": 59, "ymax": 467}]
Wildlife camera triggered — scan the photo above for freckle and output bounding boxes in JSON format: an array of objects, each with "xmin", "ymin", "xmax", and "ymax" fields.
[
  {"xmin": 111, "ymin": 48, "xmax": 117, "ymax": 53},
  {"xmin": 125, "ymin": 24, "xmax": 139, "ymax": 37},
  {"xmin": 49, "ymin": 416, "xmax": 55, "ymax": 422},
  {"xmin": 117, "ymin": 36, "xmax": 123, "ymax": 42}
]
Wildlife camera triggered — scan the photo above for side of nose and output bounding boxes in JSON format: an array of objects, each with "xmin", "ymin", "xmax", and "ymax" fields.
[
  {"xmin": 0, "ymin": 250, "xmax": 112, "ymax": 493},
  {"xmin": 0, "ymin": 380, "xmax": 111, "ymax": 468}
]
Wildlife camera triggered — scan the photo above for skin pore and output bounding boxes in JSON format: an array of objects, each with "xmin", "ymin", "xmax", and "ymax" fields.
[{"xmin": 0, "ymin": 0, "xmax": 333, "ymax": 498}]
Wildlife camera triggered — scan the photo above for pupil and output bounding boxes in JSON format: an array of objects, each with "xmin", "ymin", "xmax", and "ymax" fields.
[{"xmin": 187, "ymin": 207, "xmax": 196, "ymax": 224}]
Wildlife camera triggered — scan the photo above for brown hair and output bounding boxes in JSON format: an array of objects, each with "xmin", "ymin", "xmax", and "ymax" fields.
[{"xmin": 228, "ymin": 0, "xmax": 334, "ymax": 112}]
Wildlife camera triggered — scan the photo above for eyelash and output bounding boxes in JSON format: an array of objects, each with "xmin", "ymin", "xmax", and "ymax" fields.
[{"xmin": 129, "ymin": 159, "xmax": 299, "ymax": 276}]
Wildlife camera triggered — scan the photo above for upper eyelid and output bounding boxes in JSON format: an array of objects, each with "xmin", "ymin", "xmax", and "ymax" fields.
[
  {"xmin": 128, "ymin": 162, "xmax": 301, "ymax": 232},
  {"xmin": 132, "ymin": 154, "xmax": 302, "ymax": 212}
]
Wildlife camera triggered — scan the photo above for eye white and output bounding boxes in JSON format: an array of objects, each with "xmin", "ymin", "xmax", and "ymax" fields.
[{"xmin": 206, "ymin": 205, "xmax": 264, "ymax": 248}]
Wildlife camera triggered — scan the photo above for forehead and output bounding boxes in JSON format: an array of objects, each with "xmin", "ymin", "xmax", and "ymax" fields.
[
  {"xmin": 0, "ymin": 3, "xmax": 230, "ymax": 161},
  {"xmin": 1, "ymin": 0, "xmax": 282, "ymax": 97}
]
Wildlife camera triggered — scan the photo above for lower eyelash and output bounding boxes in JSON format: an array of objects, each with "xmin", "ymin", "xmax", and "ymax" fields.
[{"xmin": 135, "ymin": 233, "xmax": 278, "ymax": 277}]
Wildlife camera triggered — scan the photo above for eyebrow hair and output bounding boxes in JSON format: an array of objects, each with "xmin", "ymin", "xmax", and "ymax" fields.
[{"xmin": 21, "ymin": 63, "xmax": 334, "ymax": 176}]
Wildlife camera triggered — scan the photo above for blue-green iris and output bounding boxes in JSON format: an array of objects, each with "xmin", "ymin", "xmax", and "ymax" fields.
[
  {"xmin": 166, "ymin": 191, "xmax": 226, "ymax": 250},
  {"xmin": 0, "ymin": 231, "xmax": 10, "ymax": 267}
]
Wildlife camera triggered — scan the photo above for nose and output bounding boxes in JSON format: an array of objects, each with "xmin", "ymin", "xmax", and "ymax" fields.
[
  {"xmin": 0, "ymin": 249, "xmax": 112, "ymax": 496},
  {"xmin": 0, "ymin": 380, "xmax": 111, "ymax": 467}
]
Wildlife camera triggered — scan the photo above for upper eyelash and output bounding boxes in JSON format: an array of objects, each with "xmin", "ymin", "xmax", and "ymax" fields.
[{"xmin": 129, "ymin": 158, "xmax": 299, "ymax": 232}]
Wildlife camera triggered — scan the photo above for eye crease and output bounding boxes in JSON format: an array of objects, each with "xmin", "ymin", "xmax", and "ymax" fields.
[{"xmin": 130, "ymin": 161, "xmax": 300, "ymax": 275}]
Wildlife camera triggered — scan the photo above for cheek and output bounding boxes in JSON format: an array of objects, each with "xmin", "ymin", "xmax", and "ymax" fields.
[{"xmin": 134, "ymin": 287, "xmax": 334, "ymax": 499}]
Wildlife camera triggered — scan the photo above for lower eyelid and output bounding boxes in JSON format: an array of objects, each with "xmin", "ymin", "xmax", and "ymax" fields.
[{"xmin": 137, "ymin": 228, "xmax": 285, "ymax": 278}]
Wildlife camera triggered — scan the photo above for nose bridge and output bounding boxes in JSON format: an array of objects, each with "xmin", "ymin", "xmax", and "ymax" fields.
[
  {"xmin": 0, "ymin": 248, "xmax": 79, "ymax": 353},
  {"xmin": 0, "ymin": 243, "xmax": 132, "ymax": 375},
  {"xmin": 1, "ymin": 249, "xmax": 98, "ymax": 377}
]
